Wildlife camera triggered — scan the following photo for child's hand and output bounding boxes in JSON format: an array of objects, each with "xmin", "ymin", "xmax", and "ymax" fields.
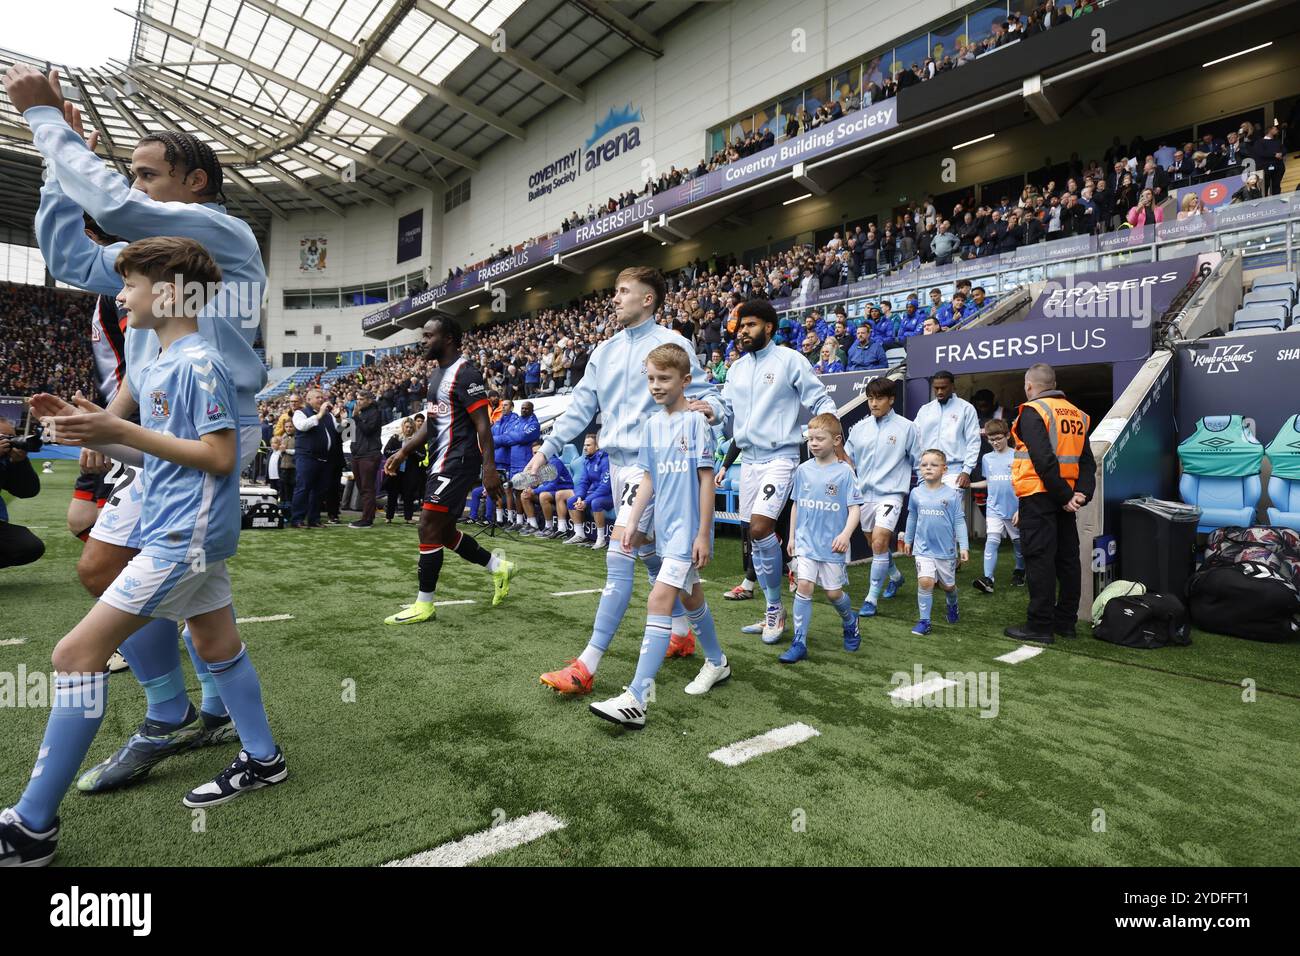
[
  {"xmin": 714, "ymin": 467, "xmax": 727, "ymax": 488},
  {"xmin": 692, "ymin": 534, "xmax": 711, "ymax": 569},
  {"xmin": 786, "ymin": 535, "xmax": 796, "ymax": 558},
  {"xmin": 620, "ymin": 529, "xmax": 635, "ymax": 553},
  {"xmin": 1012, "ymin": 511, "xmax": 1019, "ymax": 528},
  {"xmin": 831, "ymin": 531, "xmax": 850, "ymax": 554},
  {"xmin": 46, "ymin": 392, "xmax": 124, "ymax": 445},
  {"xmin": 900, "ymin": 538, "xmax": 912, "ymax": 556},
  {"xmin": 959, "ymin": 548, "xmax": 969, "ymax": 566}
]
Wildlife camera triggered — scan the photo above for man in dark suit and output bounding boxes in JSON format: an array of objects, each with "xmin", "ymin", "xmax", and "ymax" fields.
[
  {"xmin": 291, "ymin": 387, "xmax": 339, "ymax": 528},
  {"xmin": 348, "ymin": 390, "xmax": 383, "ymax": 528}
]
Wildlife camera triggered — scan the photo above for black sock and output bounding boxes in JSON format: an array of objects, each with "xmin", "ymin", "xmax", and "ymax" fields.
[
  {"xmin": 452, "ymin": 530, "xmax": 492, "ymax": 568},
  {"xmin": 418, "ymin": 545, "xmax": 444, "ymax": 594}
]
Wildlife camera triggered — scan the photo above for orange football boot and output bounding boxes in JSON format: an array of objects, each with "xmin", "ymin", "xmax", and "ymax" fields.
[
  {"xmin": 540, "ymin": 658, "xmax": 595, "ymax": 695},
  {"xmin": 665, "ymin": 629, "xmax": 697, "ymax": 658}
]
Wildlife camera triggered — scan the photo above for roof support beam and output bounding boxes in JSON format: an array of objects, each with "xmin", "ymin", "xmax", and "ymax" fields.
[
  {"xmin": 241, "ymin": 0, "xmax": 524, "ymax": 139},
  {"xmin": 68, "ymin": 71, "xmax": 129, "ymax": 177},
  {"xmin": 0, "ymin": 120, "xmax": 135, "ymax": 162},
  {"xmin": 412, "ymin": 0, "xmax": 584, "ymax": 104},
  {"xmin": 568, "ymin": 1, "xmax": 663, "ymax": 57},
  {"xmin": 120, "ymin": 8, "xmax": 479, "ymax": 171}
]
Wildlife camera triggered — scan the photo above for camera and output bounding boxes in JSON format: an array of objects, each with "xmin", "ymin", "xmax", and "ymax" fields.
[{"xmin": 5, "ymin": 422, "xmax": 43, "ymax": 454}]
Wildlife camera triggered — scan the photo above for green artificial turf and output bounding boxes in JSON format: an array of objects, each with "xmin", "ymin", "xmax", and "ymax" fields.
[{"xmin": 2, "ymin": 467, "xmax": 1298, "ymax": 866}]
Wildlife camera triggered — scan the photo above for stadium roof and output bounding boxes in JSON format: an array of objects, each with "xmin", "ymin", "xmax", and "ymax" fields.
[{"xmin": 0, "ymin": 0, "xmax": 700, "ymax": 240}]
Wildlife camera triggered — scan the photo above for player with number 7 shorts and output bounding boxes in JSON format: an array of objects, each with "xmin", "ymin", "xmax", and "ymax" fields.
[{"xmin": 716, "ymin": 299, "xmax": 836, "ymax": 645}]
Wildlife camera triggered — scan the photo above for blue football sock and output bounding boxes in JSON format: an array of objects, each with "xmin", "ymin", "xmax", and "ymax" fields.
[
  {"xmin": 983, "ymin": 533, "xmax": 1001, "ymax": 580},
  {"xmin": 182, "ymin": 625, "xmax": 226, "ymax": 719},
  {"xmin": 831, "ymin": 592, "xmax": 855, "ymax": 625},
  {"xmin": 752, "ymin": 533, "xmax": 784, "ymax": 605},
  {"xmin": 117, "ymin": 617, "xmax": 190, "ymax": 725},
  {"xmin": 588, "ymin": 547, "xmax": 636, "ymax": 660},
  {"xmin": 792, "ymin": 592, "xmax": 812, "ymax": 644},
  {"xmin": 868, "ymin": 553, "xmax": 889, "ymax": 602},
  {"xmin": 638, "ymin": 544, "xmax": 661, "ymax": 586},
  {"xmin": 889, "ymin": 554, "xmax": 902, "ymax": 582},
  {"xmin": 205, "ymin": 645, "xmax": 275, "ymax": 760},
  {"xmin": 1012, "ymin": 536, "xmax": 1024, "ymax": 570},
  {"xmin": 629, "ymin": 614, "xmax": 672, "ymax": 705},
  {"xmin": 918, "ymin": 585, "xmax": 934, "ymax": 622},
  {"xmin": 686, "ymin": 603, "xmax": 723, "ymax": 665},
  {"xmin": 15, "ymin": 672, "xmax": 109, "ymax": 832}
]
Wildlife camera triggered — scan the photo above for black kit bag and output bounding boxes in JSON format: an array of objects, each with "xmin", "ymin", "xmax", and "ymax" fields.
[
  {"xmin": 1093, "ymin": 592, "xmax": 1192, "ymax": 649},
  {"xmin": 1186, "ymin": 561, "xmax": 1300, "ymax": 642}
]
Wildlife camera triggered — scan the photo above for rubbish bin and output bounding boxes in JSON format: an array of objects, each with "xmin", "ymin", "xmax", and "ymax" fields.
[{"xmin": 1120, "ymin": 497, "xmax": 1201, "ymax": 596}]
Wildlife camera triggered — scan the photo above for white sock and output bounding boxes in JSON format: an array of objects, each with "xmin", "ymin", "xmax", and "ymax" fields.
[
  {"xmin": 594, "ymin": 528, "xmax": 606, "ymax": 544},
  {"xmin": 557, "ymin": 519, "xmax": 569, "ymax": 533},
  {"xmin": 529, "ymin": 516, "xmax": 540, "ymax": 529},
  {"xmin": 578, "ymin": 645, "xmax": 604, "ymax": 672},
  {"xmin": 417, "ymin": 591, "xmax": 436, "ymax": 604},
  {"xmin": 507, "ymin": 510, "xmax": 516, "ymax": 523},
  {"xmin": 487, "ymin": 553, "xmax": 503, "ymax": 572},
  {"xmin": 740, "ymin": 578, "xmax": 755, "ymax": 592},
  {"xmin": 672, "ymin": 614, "xmax": 689, "ymax": 637}
]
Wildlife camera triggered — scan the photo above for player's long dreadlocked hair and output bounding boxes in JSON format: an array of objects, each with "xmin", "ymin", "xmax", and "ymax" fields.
[{"xmin": 137, "ymin": 130, "xmax": 225, "ymax": 204}]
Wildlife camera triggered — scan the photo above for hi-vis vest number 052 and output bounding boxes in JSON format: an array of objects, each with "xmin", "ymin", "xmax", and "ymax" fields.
[{"xmin": 1011, "ymin": 397, "xmax": 1089, "ymax": 497}]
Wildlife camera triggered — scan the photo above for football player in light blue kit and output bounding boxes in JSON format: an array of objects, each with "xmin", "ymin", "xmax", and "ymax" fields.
[
  {"xmin": 845, "ymin": 377, "xmax": 919, "ymax": 617},
  {"xmin": 970, "ymin": 418, "xmax": 1025, "ymax": 593},
  {"xmin": 534, "ymin": 268, "xmax": 727, "ymax": 697},
  {"xmin": 900, "ymin": 449, "xmax": 970, "ymax": 636},
  {"xmin": 590, "ymin": 343, "xmax": 729, "ymax": 728},
  {"xmin": 7, "ymin": 63, "xmax": 268, "ymax": 790},
  {"xmin": 0, "ymin": 238, "xmax": 283, "ymax": 866},
  {"xmin": 780, "ymin": 413, "xmax": 863, "ymax": 663},
  {"xmin": 719, "ymin": 298, "xmax": 836, "ymax": 644}
]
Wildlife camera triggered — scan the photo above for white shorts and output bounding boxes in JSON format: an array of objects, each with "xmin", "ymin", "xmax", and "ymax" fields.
[
  {"xmin": 941, "ymin": 471, "xmax": 965, "ymax": 490},
  {"xmin": 612, "ymin": 463, "xmax": 654, "ymax": 535},
  {"xmin": 90, "ymin": 423, "xmax": 260, "ymax": 550},
  {"xmin": 986, "ymin": 511, "xmax": 1019, "ymax": 540},
  {"xmin": 655, "ymin": 556, "xmax": 700, "ymax": 592},
  {"xmin": 100, "ymin": 553, "xmax": 233, "ymax": 622},
  {"xmin": 795, "ymin": 556, "xmax": 848, "ymax": 591},
  {"xmin": 860, "ymin": 494, "xmax": 905, "ymax": 534},
  {"xmin": 915, "ymin": 555, "xmax": 957, "ymax": 588},
  {"xmin": 739, "ymin": 456, "xmax": 797, "ymax": 521}
]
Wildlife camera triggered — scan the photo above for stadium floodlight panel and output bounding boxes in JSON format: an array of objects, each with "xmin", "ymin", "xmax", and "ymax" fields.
[
  {"xmin": 1202, "ymin": 42, "xmax": 1272, "ymax": 68},
  {"xmin": 952, "ymin": 133, "xmax": 996, "ymax": 150}
]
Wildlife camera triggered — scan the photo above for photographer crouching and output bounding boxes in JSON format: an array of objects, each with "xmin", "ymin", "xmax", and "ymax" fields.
[{"xmin": 0, "ymin": 417, "xmax": 45, "ymax": 570}]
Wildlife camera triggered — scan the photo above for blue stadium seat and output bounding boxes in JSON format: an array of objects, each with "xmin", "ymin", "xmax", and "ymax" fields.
[
  {"xmin": 1252, "ymin": 272, "xmax": 1298, "ymax": 297},
  {"xmin": 1178, "ymin": 473, "xmax": 1262, "ymax": 532},
  {"xmin": 1243, "ymin": 288, "xmax": 1293, "ymax": 309},
  {"xmin": 1232, "ymin": 305, "xmax": 1288, "ymax": 331},
  {"xmin": 1266, "ymin": 477, "xmax": 1300, "ymax": 531},
  {"xmin": 886, "ymin": 347, "xmax": 906, "ymax": 367}
]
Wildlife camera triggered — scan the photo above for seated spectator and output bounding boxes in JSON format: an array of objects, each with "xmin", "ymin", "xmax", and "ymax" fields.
[
  {"xmin": 937, "ymin": 292, "xmax": 969, "ymax": 329},
  {"xmin": 1177, "ymin": 193, "xmax": 1204, "ymax": 220},
  {"xmin": 921, "ymin": 316, "xmax": 943, "ymax": 336},
  {"xmin": 813, "ymin": 341, "xmax": 845, "ymax": 374},
  {"xmin": 520, "ymin": 439, "xmax": 574, "ymax": 536},
  {"xmin": 899, "ymin": 300, "xmax": 926, "ymax": 339},
  {"xmin": 707, "ymin": 349, "xmax": 728, "ymax": 384},
  {"xmin": 801, "ymin": 331, "xmax": 823, "ymax": 364},
  {"xmin": 1231, "ymin": 173, "xmax": 1265, "ymax": 204},
  {"xmin": 1126, "ymin": 187, "xmax": 1164, "ymax": 227},
  {"xmin": 563, "ymin": 434, "xmax": 612, "ymax": 548},
  {"xmin": 847, "ymin": 324, "xmax": 887, "ymax": 370}
]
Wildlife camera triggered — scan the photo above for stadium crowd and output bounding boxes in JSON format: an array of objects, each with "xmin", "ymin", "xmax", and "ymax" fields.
[{"xmin": 0, "ymin": 281, "xmax": 98, "ymax": 400}]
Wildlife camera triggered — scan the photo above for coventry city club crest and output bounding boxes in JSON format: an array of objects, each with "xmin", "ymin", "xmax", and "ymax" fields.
[
  {"xmin": 764, "ymin": 372, "xmax": 776, "ymax": 384},
  {"xmin": 826, "ymin": 482, "xmax": 838, "ymax": 497},
  {"xmin": 678, "ymin": 435, "xmax": 689, "ymax": 453},
  {"xmin": 151, "ymin": 391, "xmax": 170, "ymax": 418}
]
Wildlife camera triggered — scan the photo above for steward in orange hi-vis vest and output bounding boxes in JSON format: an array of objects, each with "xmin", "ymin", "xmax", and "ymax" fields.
[
  {"xmin": 1011, "ymin": 395, "xmax": 1093, "ymax": 500},
  {"xmin": 1004, "ymin": 378, "xmax": 1098, "ymax": 644}
]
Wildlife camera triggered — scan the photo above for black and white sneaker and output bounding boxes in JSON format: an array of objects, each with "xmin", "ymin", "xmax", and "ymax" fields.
[
  {"xmin": 0, "ymin": 807, "xmax": 58, "ymax": 867},
  {"xmin": 589, "ymin": 690, "xmax": 646, "ymax": 729},
  {"xmin": 182, "ymin": 749, "xmax": 288, "ymax": 808},
  {"xmin": 973, "ymin": 575, "xmax": 995, "ymax": 594}
]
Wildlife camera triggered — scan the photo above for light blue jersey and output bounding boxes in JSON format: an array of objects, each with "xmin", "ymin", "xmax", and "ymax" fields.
[
  {"xmin": 636, "ymin": 408, "xmax": 716, "ymax": 562},
  {"xmin": 135, "ymin": 334, "xmax": 241, "ymax": 564},
  {"xmin": 721, "ymin": 341, "xmax": 837, "ymax": 460},
  {"xmin": 792, "ymin": 459, "xmax": 863, "ymax": 564},
  {"xmin": 539, "ymin": 319, "xmax": 725, "ymax": 467},
  {"xmin": 28, "ymin": 106, "xmax": 267, "ymax": 425},
  {"xmin": 913, "ymin": 395, "xmax": 982, "ymax": 478},
  {"xmin": 981, "ymin": 448, "xmax": 1017, "ymax": 520},
  {"xmin": 844, "ymin": 409, "xmax": 919, "ymax": 497},
  {"xmin": 904, "ymin": 482, "xmax": 969, "ymax": 560}
]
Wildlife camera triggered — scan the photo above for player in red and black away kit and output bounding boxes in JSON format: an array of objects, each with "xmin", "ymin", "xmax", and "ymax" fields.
[
  {"xmin": 382, "ymin": 317, "xmax": 515, "ymax": 625},
  {"xmin": 68, "ymin": 215, "xmax": 133, "ymax": 541}
]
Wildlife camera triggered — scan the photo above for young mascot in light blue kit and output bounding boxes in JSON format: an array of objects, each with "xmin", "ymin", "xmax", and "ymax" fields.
[
  {"xmin": 901, "ymin": 449, "xmax": 970, "ymax": 636},
  {"xmin": 781, "ymin": 413, "xmax": 863, "ymax": 663},
  {"xmin": 971, "ymin": 417, "xmax": 1025, "ymax": 593},
  {"xmin": 589, "ymin": 343, "xmax": 730, "ymax": 729}
]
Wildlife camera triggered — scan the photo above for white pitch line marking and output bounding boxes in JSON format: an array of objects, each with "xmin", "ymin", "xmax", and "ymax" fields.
[
  {"xmin": 382, "ymin": 811, "xmax": 567, "ymax": 867},
  {"xmin": 708, "ymin": 722, "xmax": 820, "ymax": 767},
  {"xmin": 0, "ymin": 638, "xmax": 27, "ymax": 647},
  {"xmin": 996, "ymin": 645, "xmax": 1044, "ymax": 664},
  {"xmin": 551, "ymin": 588, "xmax": 603, "ymax": 596},
  {"xmin": 235, "ymin": 614, "xmax": 295, "ymax": 624},
  {"xmin": 890, "ymin": 676, "xmax": 959, "ymax": 703}
]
